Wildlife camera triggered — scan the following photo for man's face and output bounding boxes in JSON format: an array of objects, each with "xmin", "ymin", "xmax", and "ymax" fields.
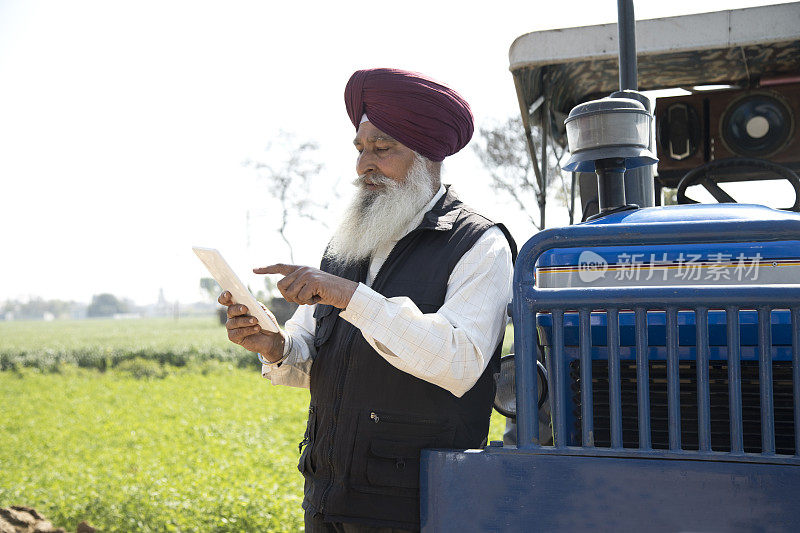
[
  {"xmin": 327, "ymin": 123, "xmax": 436, "ymax": 265},
  {"xmin": 353, "ymin": 121, "xmax": 416, "ymax": 191}
]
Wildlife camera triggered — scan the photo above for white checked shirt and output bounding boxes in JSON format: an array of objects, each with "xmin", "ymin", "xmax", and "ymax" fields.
[{"xmin": 261, "ymin": 185, "xmax": 513, "ymax": 398}]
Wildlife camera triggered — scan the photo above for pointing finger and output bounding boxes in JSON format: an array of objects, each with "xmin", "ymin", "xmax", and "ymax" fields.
[{"xmin": 253, "ymin": 264, "xmax": 299, "ymax": 276}]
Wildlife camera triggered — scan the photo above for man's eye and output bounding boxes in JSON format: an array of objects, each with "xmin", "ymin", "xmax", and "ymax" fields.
[{"xmin": 376, "ymin": 147, "xmax": 389, "ymax": 152}]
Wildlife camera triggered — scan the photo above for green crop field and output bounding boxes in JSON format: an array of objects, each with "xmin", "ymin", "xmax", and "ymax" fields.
[
  {"xmin": 0, "ymin": 318, "xmax": 510, "ymax": 532},
  {"xmin": 0, "ymin": 317, "xmax": 253, "ymax": 372}
]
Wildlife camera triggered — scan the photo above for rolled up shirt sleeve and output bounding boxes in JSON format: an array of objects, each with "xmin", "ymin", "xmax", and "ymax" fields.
[
  {"xmin": 260, "ymin": 303, "xmax": 317, "ymax": 389},
  {"xmin": 338, "ymin": 226, "xmax": 513, "ymax": 397}
]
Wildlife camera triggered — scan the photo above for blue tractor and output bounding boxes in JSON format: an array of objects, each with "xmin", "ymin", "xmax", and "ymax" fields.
[{"xmin": 421, "ymin": 2, "xmax": 800, "ymax": 531}]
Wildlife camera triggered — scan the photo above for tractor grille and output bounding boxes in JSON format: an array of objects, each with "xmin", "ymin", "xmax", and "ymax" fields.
[{"xmin": 570, "ymin": 360, "xmax": 796, "ymax": 453}]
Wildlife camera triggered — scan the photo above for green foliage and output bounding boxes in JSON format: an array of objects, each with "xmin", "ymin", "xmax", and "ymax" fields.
[
  {"xmin": 0, "ymin": 317, "xmax": 511, "ymax": 531},
  {"xmin": 502, "ymin": 323, "xmax": 514, "ymax": 356},
  {"xmin": 0, "ymin": 369, "xmax": 308, "ymax": 531},
  {"xmin": 86, "ymin": 293, "xmax": 129, "ymax": 318},
  {"xmin": 0, "ymin": 317, "xmax": 256, "ymax": 372},
  {"xmin": 115, "ymin": 357, "xmax": 170, "ymax": 379},
  {"xmin": 663, "ymin": 187, "xmax": 679, "ymax": 205}
]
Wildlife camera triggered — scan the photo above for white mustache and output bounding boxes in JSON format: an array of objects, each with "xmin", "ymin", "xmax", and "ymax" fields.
[{"xmin": 352, "ymin": 173, "xmax": 395, "ymax": 188}]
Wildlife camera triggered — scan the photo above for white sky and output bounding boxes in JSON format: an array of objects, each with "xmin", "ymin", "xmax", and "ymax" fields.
[{"xmin": 0, "ymin": 0, "xmax": 794, "ymax": 306}]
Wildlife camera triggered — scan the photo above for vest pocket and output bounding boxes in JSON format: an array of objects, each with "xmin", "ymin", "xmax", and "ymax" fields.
[
  {"xmin": 298, "ymin": 406, "xmax": 317, "ymax": 476},
  {"xmin": 349, "ymin": 410, "xmax": 455, "ymax": 497},
  {"xmin": 366, "ymin": 439, "xmax": 424, "ymax": 489}
]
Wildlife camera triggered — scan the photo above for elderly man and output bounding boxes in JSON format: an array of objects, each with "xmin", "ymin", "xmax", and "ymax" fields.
[{"xmin": 220, "ymin": 68, "xmax": 515, "ymax": 532}]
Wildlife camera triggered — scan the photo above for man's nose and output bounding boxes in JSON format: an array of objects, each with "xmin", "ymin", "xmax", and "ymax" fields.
[{"xmin": 356, "ymin": 150, "xmax": 377, "ymax": 176}]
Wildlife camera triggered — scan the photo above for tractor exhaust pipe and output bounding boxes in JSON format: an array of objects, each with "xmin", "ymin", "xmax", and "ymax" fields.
[{"xmin": 617, "ymin": 0, "xmax": 638, "ymax": 91}]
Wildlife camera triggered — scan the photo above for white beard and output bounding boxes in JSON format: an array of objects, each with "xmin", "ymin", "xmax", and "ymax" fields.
[{"xmin": 325, "ymin": 154, "xmax": 436, "ymax": 266}]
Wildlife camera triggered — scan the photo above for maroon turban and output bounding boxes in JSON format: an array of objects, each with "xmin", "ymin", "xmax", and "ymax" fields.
[{"xmin": 344, "ymin": 68, "xmax": 474, "ymax": 162}]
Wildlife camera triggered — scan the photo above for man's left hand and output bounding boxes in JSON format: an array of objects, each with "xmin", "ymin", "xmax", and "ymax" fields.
[{"xmin": 254, "ymin": 264, "xmax": 358, "ymax": 309}]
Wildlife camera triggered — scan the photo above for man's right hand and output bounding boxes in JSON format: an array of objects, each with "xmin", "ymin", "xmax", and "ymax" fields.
[{"xmin": 218, "ymin": 291, "xmax": 285, "ymax": 362}]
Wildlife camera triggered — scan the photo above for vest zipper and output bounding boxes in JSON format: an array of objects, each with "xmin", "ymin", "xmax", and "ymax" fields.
[
  {"xmin": 318, "ymin": 326, "xmax": 357, "ymax": 515},
  {"xmin": 369, "ymin": 410, "xmax": 444, "ymax": 426},
  {"xmin": 298, "ymin": 406, "xmax": 315, "ymax": 453}
]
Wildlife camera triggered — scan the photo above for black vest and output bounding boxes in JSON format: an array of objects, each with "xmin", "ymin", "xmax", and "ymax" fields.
[{"xmin": 299, "ymin": 187, "xmax": 516, "ymax": 530}]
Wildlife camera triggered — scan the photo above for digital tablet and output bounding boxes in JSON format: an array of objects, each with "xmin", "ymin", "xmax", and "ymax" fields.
[{"xmin": 192, "ymin": 246, "xmax": 280, "ymax": 333}]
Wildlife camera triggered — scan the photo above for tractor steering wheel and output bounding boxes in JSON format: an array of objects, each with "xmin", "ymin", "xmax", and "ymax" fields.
[{"xmin": 676, "ymin": 157, "xmax": 800, "ymax": 212}]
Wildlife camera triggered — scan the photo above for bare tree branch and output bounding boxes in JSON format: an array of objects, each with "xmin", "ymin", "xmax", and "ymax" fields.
[
  {"xmin": 244, "ymin": 131, "xmax": 331, "ymax": 262},
  {"xmin": 473, "ymin": 116, "xmax": 564, "ymax": 231}
]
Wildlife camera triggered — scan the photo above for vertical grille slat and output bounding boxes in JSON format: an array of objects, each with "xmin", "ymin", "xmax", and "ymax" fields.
[
  {"xmin": 608, "ymin": 308, "xmax": 623, "ymax": 449},
  {"xmin": 579, "ymin": 308, "xmax": 594, "ymax": 447},
  {"xmin": 696, "ymin": 308, "xmax": 712, "ymax": 451},
  {"xmin": 759, "ymin": 307, "xmax": 776, "ymax": 454},
  {"xmin": 727, "ymin": 306, "xmax": 744, "ymax": 453},
  {"xmin": 666, "ymin": 308, "xmax": 681, "ymax": 451},
  {"xmin": 551, "ymin": 309, "xmax": 567, "ymax": 448},
  {"xmin": 635, "ymin": 308, "xmax": 651, "ymax": 450}
]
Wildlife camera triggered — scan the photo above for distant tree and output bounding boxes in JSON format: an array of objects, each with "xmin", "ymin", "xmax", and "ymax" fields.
[
  {"xmin": 198, "ymin": 278, "xmax": 227, "ymax": 325},
  {"xmin": 1, "ymin": 298, "xmax": 80, "ymax": 320},
  {"xmin": 473, "ymin": 116, "xmax": 573, "ymax": 229},
  {"xmin": 244, "ymin": 131, "xmax": 330, "ymax": 262},
  {"xmin": 253, "ymin": 276, "xmax": 276, "ymax": 304},
  {"xmin": 199, "ymin": 277, "xmax": 221, "ymax": 301},
  {"xmin": 663, "ymin": 187, "xmax": 678, "ymax": 205},
  {"xmin": 87, "ymin": 293, "xmax": 128, "ymax": 317},
  {"xmin": 253, "ymin": 277, "xmax": 298, "ymax": 325}
]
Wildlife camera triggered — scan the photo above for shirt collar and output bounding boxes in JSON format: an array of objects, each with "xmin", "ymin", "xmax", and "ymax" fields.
[{"xmin": 401, "ymin": 184, "xmax": 446, "ymax": 237}]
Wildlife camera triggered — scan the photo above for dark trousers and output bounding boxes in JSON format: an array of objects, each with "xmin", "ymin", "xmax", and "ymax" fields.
[{"xmin": 304, "ymin": 508, "xmax": 415, "ymax": 533}]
